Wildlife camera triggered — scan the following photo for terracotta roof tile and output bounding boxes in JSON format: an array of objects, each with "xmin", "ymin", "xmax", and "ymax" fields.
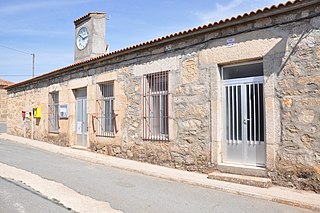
[
  {"xmin": 7, "ymin": 0, "xmax": 311, "ymax": 89},
  {"xmin": 0, "ymin": 79, "xmax": 14, "ymax": 86}
]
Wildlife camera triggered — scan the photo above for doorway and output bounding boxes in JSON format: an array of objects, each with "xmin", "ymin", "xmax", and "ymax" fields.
[
  {"xmin": 74, "ymin": 88, "xmax": 87, "ymax": 147},
  {"xmin": 221, "ymin": 62, "xmax": 265, "ymax": 167}
]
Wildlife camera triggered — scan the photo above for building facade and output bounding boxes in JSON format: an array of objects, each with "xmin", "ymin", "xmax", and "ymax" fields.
[
  {"xmin": 0, "ymin": 79, "xmax": 13, "ymax": 133},
  {"xmin": 6, "ymin": 0, "xmax": 320, "ymax": 192}
]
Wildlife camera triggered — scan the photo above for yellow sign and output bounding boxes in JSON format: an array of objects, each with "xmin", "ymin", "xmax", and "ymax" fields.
[{"xmin": 33, "ymin": 107, "xmax": 42, "ymax": 118}]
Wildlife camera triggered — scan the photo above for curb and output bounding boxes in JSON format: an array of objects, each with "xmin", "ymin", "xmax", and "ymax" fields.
[{"xmin": 1, "ymin": 133, "xmax": 319, "ymax": 212}]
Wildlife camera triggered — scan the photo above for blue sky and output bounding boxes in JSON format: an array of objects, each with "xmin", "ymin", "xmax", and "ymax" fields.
[{"xmin": 0, "ymin": 0, "xmax": 284, "ymax": 83}]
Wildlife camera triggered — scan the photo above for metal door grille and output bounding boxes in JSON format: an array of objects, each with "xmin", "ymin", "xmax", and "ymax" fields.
[
  {"xmin": 143, "ymin": 71, "xmax": 169, "ymax": 141},
  {"xmin": 225, "ymin": 85, "xmax": 242, "ymax": 144},
  {"xmin": 225, "ymin": 83, "xmax": 264, "ymax": 144},
  {"xmin": 96, "ymin": 82, "xmax": 115, "ymax": 137},
  {"xmin": 245, "ymin": 83, "xmax": 264, "ymax": 143}
]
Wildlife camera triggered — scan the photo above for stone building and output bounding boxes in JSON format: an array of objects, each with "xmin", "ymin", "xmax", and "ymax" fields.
[
  {"xmin": 5, "ymin": 0, "xmax": 320, "ymax": 192},
  {"xmin": 0, "ymin": 79, "xmax": 13, "ymax": 133}
]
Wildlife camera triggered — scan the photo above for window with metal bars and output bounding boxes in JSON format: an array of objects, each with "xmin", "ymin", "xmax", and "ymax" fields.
[
  {"xmin": 143, "ymin": 71, "xmax": 169, "ymax": 141},
  {"xmin": 96, "ymin": 82, "xmax": 115, "ymax": 137},
  {"xmin": 48, "ymin": 92, "xmax": 59, "ymax": 132}
]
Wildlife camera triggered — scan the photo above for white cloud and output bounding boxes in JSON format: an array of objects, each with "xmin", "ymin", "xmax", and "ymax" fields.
[
  {"xmin": 194, "ymin": 0, "xmax": 243, "ymax": 24},
  {"xmin": 194, "ymin": 0, "xmax": 286, "ymax": 24}
]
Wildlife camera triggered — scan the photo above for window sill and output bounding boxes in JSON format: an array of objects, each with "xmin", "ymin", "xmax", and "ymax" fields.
[
  {"xmin": 143, "ymin": 136, "xmax": 169, "ymax": 142},
  {"xmin": 48, "ymin": 131, "xmax": 59, "ymax": 134},
  {"xmin": 96, "ymin": 134, "xmax": 115, "ymax": 138}
]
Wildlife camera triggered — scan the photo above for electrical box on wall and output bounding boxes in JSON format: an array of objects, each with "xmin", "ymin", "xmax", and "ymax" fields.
[
  {"xmin": 26, "ymin": 111, "xmax": 32, "ymax": 119},
  {"xmin": 33, "ymin": 108, "xmax": 42, "ymax": 118},
  {"xmin": 60, "ymin": 104, "xmax": 68, "ymax": 119},
  {"xmin": 22, "ymin": 111, "xmax": 26, "ymax": 120}
]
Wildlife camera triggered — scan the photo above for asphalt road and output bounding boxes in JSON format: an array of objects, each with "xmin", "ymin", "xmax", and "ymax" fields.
[
  {"xmin": 0, "ymin": 177, "xmax": 71, "ymax": 213},
  {"xmin": 0, "ymin": 139, "xmax": 312, "ymax": 213}
]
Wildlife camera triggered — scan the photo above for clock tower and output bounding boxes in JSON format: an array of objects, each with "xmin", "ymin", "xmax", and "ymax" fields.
[{"xmin": 74, "ymin": 12, "xmax": 107, "ymax": 63}]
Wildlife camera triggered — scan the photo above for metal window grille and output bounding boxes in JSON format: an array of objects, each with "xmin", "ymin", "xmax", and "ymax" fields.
[
  {"xmin": 96, "ymin": 82, "xmax": 115, "ymax": 137},
  {"xmin": 143, "ymin": 71, "xmax": 169, "ymax": 141},
  {"xmin": 48, "ymin": 92, "xmax": 59, "ymax": 132}
]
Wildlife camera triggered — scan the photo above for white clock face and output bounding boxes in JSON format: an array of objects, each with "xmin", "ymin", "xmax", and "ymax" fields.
[{"xmin": 77, "ymin": 27, "xmax": 89, "ymax": 50}]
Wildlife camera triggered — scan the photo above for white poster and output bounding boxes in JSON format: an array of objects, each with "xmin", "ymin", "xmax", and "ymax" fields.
[
  {"xmin": 77, "ymin": 122, "xmax": 82, "ymax": 134},
  {"xmin": 60, "ymin": 104, "xmax": 68, "ymax": 118}
]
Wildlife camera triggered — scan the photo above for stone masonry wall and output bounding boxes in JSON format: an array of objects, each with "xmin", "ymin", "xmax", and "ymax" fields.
[
  {"xmin": 7, "ymin": 84, "xmax": 69, "ymax": 147},
  {"xmin": 271, "ymin": 15, "xmax": 320, "ymax": 192},
  {"xmin": 90, "ymin": 54, "xmax": 212, "ymax": 173}
]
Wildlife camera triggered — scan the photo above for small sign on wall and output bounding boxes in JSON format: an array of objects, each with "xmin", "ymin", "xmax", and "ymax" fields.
[
  {"xmin": 60, "ymin": 104, "xmax": 68, "ymax": 119},
  {"xmin": 227, "ymin": 38, "xmax": 236, "ymax": 47}
]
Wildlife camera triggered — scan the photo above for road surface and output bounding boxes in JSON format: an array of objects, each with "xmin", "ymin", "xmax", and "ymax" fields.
[{"xmin": 0, "ymin": 139, "xmax": 312, "ymax": 213}]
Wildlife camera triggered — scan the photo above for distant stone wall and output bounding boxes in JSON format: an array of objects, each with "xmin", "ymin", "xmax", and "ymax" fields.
[
  {"xmin": 0, "ymin": 87, "xmax": 8, "ymax": 123},
  {"xmin": 6, "ymin": 84, "xmax": 69, "ymax": 146}
]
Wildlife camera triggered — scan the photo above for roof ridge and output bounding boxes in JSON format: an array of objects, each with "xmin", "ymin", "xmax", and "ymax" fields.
[
  {"xmin": 74, "ymin": 12, "xmax": 106, "ymax": 24},
  {"xmin": 0, "ymin": 79, "xmax": 14, "ymax": 86}
]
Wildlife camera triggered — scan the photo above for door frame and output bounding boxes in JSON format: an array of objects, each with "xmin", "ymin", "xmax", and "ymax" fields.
[
  {"xmin": 218, "ymin": 60, "xmax": 267, "ymax": 168},
  {"xmin": 210, "ymin": 60, "xmax": 278, "ymax": 175},
  {"xmin": 222, "ymin": 76, "xmax": 265, "ymax": 167}
]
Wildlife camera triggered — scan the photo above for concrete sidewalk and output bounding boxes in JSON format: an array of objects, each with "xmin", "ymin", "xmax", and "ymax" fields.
[{"xmin": 0, "ymin": 133, "xmax": 319, "ymax": 212}]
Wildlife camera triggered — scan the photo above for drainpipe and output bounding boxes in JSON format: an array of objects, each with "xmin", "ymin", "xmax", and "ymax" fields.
[
  {"xmin": 23, "ymin": 117, "xmax": 26, "ymax": 138},
  {"xmin": 209, "ymin": 66, "xmax": 213, "ymax": 166},
  {"xmin": 31, "ymin": 108, "xmax": 34, "ymax": 140}
]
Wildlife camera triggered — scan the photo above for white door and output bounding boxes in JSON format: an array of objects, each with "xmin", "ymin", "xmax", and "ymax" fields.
[
  {"xmin": 222, "ymin": 63, "xmax": 265, "ymax": 167},
  {"xmin": 75, "ymin": 88, "xmax": 87, "ymax": 147}
]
